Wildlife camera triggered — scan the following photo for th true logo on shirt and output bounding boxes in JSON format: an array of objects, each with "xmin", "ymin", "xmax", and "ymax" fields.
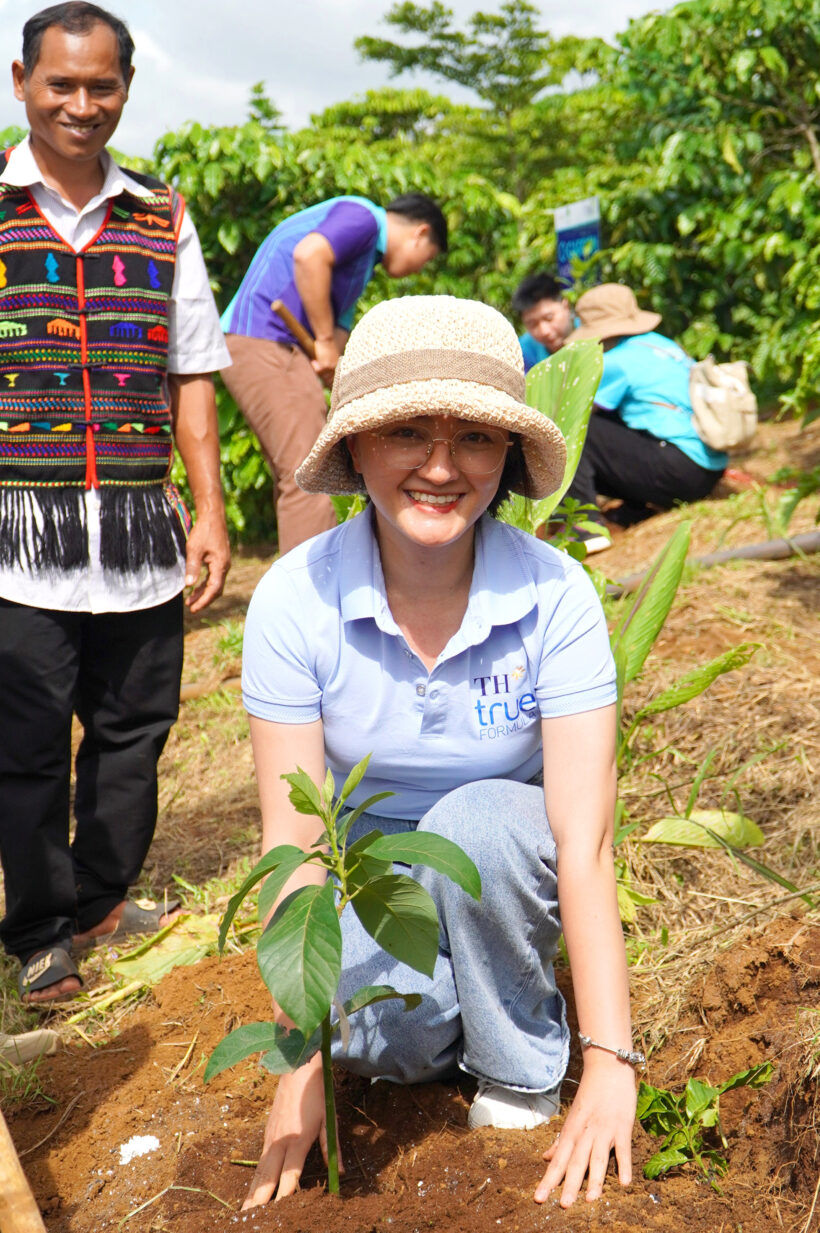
[{"xmin": 473, "ymin": 669, "xmax": 537, "ymax": 739}]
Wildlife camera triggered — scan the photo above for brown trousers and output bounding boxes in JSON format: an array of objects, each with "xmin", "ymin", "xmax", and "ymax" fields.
[{"xmin": 222, "ymin": 334, "xmax": 336, "ymax": 554}]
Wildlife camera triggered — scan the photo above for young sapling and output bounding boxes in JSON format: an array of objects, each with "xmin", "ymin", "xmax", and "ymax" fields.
[{"xmin": 205, "ymin": 754, "xmax": 480, "ymax": 1195}]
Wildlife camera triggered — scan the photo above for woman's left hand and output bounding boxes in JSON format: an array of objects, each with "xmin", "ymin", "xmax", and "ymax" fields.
[{"xmin": 533, "ymin": 1055, "xmax": 637, "ymax": 1207}]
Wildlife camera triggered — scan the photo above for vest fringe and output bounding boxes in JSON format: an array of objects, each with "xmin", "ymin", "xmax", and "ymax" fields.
[
  {"xmin": 99, "ymin": 486, "xmax": 187, "ymax": 572},
  {"xmin": 0, "ymin": 488, "xmax": 88, "ymax": 571}
]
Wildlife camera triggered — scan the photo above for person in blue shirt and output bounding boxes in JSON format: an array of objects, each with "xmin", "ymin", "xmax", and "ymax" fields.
[
  {"xmin": 512, "ymin": 272, "xmax": 574, "ymax": 373},
  {"xmin": 564, "ymin": 284, "xmax": 728, "ymax": 543},
  {"xmin": 238, "ymin": 296, "xmax": 641, "ymax": 1213}
]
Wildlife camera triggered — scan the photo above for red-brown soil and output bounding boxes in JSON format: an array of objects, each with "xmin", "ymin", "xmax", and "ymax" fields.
[{"xmin": 7, "ymin": 916, "xmax": 818, "ymax": 1233}]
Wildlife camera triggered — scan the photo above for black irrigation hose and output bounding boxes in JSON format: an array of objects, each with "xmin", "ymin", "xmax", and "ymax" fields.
[{"xmin": 606, "ymin": 530, "xmax": 820, "ymax": 598}]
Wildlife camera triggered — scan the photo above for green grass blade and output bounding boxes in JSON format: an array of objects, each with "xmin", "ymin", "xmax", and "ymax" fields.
[
  {"xmin": 364, "ymin": 832, "xmax": 481, "ymax": 900},
  {"xmin": 611, "ymin": 522, "xmax": 691, "ymax": 685},
  {"xmin": 351, "ymin": 874, "xmax": 440, "ymax": 977},
  {"xmin": 257, "ymin": 882, "xmax": 342, "ymax": 1037},
  {"xmin": 701, "ymin": 826, "xmax": 818, "ymax": 907},
  {"xmin": 633, "ymin": 643, "xmax": 759, "ymax": 720},
  {"xmin": 217, "ymin": 844, "xmax": 307, "ymax": 951}
]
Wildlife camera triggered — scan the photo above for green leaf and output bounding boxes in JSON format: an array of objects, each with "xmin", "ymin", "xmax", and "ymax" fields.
[
  {"xmin": 641, "ymin": 810, "xmax": 764, "ymax": 848},
  {"xmin": 341, "ymin": 984, "xmax": 423, "ymax": 1016},
  {"xmin": 632, "ymin": 642, "xmax": 759, "ymax": 719},
  {"xmin": 336, "ymin": 793, "xmax": 396, "ymax": 844},
  {"xmin": 257, "ymin": 848, "xmax": 317, "ymax": 921},
  {"xmin": 685, "ymin": 1077, "xmax": 719, "ymax": 1117},
  {"xmin": 351, "ymin": 874, "xmax": 440, "ymax": 977},
  {"xmin": 217, "ymin": 844, "xmax": 307, "ymax": 951},
  {"xmin": 204, "ymin": 1022, "xmax": 282, "ymax": 1081},
  {"xmin": 718, "ymin": 1061, "xmax": 773, "ymax": 1094},
  {"xmin": 281, "ymin": 768, "xmax": 324, "ymax": 817},
  {"xmin": 643, "ymin": 1147, "xmax": 689, "ymax": 1179},
  {"xmin": 260, "ymin": 1024, "xmax": 323, "ymax": 1073},
  {"xmin": 339, "ymin": 755, "xmax": 371, "ymax": 805},
  {"xmin": 522, "ymin": 339, "xmax": 604, "ymax": 520},
  {"xmin": 257, "ymin": 881, "xmax": 342, "ymax": 1038},
  {"xmin": 611, "ymin": 523, "xmax": 691, "ymax": 685},
  {"xmin": 365, "ymin": 832, "xmax": 481, "ymax": 900}
]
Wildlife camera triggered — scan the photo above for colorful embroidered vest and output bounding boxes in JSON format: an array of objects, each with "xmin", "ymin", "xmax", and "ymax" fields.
[{"xmin": 0, "ymin": 152, "xmax": 187, "ymax": 571}]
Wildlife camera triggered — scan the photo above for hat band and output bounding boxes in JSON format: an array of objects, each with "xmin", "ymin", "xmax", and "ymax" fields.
[{"xmin": 331, "ymin": 348, "xmax": 525, "ymax": 414}]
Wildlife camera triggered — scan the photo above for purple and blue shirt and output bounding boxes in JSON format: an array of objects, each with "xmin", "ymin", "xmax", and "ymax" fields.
[{"xmin": 220, "ymin": 196, "xmax": 387, "ymax": 345}]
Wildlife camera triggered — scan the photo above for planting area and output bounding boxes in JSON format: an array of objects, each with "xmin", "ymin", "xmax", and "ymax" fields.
[{"xmin": 2, "ymin": 419, "xmax": 819, "ymax": 1233}]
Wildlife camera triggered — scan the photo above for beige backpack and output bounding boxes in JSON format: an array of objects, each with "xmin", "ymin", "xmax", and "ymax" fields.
[{"xmin": 689, "ymin": 356, "xmax": 758, "ymax": 452}]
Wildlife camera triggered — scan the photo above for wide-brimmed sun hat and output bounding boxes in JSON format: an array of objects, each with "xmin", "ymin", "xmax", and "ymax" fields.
[
  {"xmin": 295, "ymin": 295, "xmax": 567, "ymax": 498},
  {"xmin": 568, "ymin": 283, "xmax": 662, "ymax": 343}
]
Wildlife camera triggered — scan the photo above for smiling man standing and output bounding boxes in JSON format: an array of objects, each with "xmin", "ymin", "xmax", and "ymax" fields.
[{"xmin": 0, "ymin": 3, "xmax": 230, "ymax": 1003}]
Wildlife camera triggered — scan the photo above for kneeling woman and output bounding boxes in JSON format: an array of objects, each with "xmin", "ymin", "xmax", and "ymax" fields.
[{"xmin": 241, "ymin": 296, "xmax": 639, "ymax": 1209}]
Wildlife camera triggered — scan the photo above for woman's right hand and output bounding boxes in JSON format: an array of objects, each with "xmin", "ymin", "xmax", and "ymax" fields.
[{"xmin": 242, "ymin": 1053, "xmax": 339, "ymax": 1208}]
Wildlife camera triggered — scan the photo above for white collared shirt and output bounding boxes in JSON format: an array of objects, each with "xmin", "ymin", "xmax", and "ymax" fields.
[{"xmin": 0, "ymin": 137, "xmax": 231, "ymax": 613}]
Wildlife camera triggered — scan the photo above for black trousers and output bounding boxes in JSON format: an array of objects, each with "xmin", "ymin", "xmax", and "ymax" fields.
[
  {"xmin": 566, "ymin": 413, "xmax": 724, "ymax": 526},
  {"xmin": 0, "ymin": 594, "xmax": 183, "ymax": 962}
]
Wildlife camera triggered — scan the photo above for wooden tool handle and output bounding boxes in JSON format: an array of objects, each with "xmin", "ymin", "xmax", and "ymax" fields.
[
  {"xmin": 271, "ymin": 299, "xmax": 316, "ymax": 359},
  {"xmin": 0, "ymin": 1109, "xmax": 47, "ymax": 1233}
]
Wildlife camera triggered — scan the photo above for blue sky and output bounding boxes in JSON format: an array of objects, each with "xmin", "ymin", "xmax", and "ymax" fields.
[{"xmin": 2, "ymin": 0, "xmax": 662, "ymax": 157}]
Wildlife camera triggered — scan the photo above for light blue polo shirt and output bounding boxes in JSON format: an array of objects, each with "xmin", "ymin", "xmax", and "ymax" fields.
[
  {"xmin": 596, "ymin": 333, "xmax": 728, "ymax": 471},
  {"xmin": 242, "ymin": 510, "xmax": 616, "ymax": 820}
]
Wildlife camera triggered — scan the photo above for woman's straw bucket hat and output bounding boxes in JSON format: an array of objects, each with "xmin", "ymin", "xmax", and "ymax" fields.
[
  {"xmin": 295, "ymin": 295, "xmax": 567, "ymax": 498},
  {"xmin": 568, "ymin": 283, "xmax": 661, "ymax": 343}
]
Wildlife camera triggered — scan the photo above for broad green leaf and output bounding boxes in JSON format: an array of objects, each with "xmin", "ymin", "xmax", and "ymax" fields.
[
  {"xmin": 351, "ymin": 874, "xmax": 440, "ymax": 977},
  {"xmin": 611, "ymin": 522, "xmax": 691, "ymax": 685},
  {"xmin": 339, "ymin": 755, "xmax": 371, "ymax": 805},
  {"xmin": 257, "ymin": 881, "xmax": 342, "ymax": 1038},
  {"xmin": 526, "ymin": 341, "xmax": 604, "ymax": 515},
  {"xmin": 345, "ymin": 851, "xmax": 393, "ymax": 891},
  {"xmin": 205, "ymin": 1022, "xmax": 282, "ymax": 1081},
  {"xmin": 643, "ymin": 1147, "xmax": 689, "ymax": 1179},
  {"xmin": 336, "ymin": 793, "xmax": 395, "ymax": 844},
  {"xmin": 260, "ymin": 1025, "xmax": 322, "ymax": 1073},
  {"xmin": 718, "ymin": 1061, "xmax": 773, "ymax": 1094},
  {"xmin": 341, "ymin": 984, "xmax": 422, "ymax": 1016},
  {"xmin": 365, "ymin": 832, "xmax": 481, "ymax": 900},
  {"xmin": 257, "ymin": 848, "xmax": 317, "ymax": 921},
  {"xmin": 633, "ymin": 643, "xmax": 759, "ymax": 718},
  {"xmin": 217, "ymin": 844, "xmax": 306, "ymax": 950},
  {"xmin": 641, "ymin": 810, "xmax": 764, "ymax": 848},
  {"xmin": 281, "ymin": 767, "xmax": 324, "ymax": 816},
  {"xmin": 497, "ymin": 340, "xmax": 603, "ymax": 530},
  {"xmin": 345, "ymin": 828, "xmax": 384, "ymax": 856},
  {"xmin": 685, "ymin": 1077, "xmax": 719, "ymax": 1117}
]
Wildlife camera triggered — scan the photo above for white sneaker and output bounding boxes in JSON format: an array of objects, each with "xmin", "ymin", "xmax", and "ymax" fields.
[
  {"xmin": 467, "ymin": 1081, "xmax": 561, "ymax": 1130},
  {"xmin": 576, "ymin": 530, "xmax": 611, "ymax": 555}
]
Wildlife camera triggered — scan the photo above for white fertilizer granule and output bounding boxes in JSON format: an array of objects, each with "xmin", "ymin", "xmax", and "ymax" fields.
[{"xmin": 119, "ymin": 1134, "xmax": 160, "ymax": 1165}]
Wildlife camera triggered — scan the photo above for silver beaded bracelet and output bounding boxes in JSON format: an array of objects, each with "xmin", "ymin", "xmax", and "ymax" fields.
[{"xmin": 579, "ymin": 1033, "xmax": 646, "ymax": 1068}]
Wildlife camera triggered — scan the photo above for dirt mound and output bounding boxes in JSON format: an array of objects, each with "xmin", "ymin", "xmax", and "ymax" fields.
[{"xmin": 7, "ymin": 915, "xmax": 817, "ymax": 1232}]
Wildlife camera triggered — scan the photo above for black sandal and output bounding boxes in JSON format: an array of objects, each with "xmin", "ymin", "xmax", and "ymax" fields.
[
  {"xmin": 18, "ymin": 946, "xmax": 83, "ymax": 1004},
  {"xmin": 72, "ymin": 896, "xmax": 182, "ymax": 953}
]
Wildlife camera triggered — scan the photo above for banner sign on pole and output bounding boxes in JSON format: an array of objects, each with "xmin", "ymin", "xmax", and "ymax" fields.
[{"xmin": 554, "ymin": 196, "xmax": 600, "ymax": 286}]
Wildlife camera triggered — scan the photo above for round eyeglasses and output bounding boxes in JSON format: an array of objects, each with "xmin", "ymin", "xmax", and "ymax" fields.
[{"xmin": 366, "ymin": 424, "xmax": 513, "ymax": 475}]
